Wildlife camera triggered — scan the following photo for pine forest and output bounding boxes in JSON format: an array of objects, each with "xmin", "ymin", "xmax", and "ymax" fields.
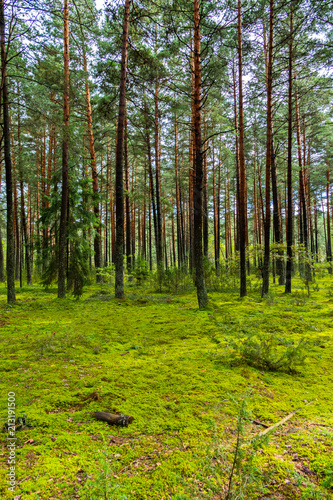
[{"xmin": 1, "ymin": 0, "xmax": 333, "ymax": 498}]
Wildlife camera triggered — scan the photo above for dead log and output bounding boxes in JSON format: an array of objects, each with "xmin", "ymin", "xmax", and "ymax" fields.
[{"xmin": 92, "ymin": 411, "xmax": 134, "ymax": 427}]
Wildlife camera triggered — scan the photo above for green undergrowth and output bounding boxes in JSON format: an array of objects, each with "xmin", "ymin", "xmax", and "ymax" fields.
[{"xmin": 0, "ymin": 275, "xmax": 332, "ymax": 499}]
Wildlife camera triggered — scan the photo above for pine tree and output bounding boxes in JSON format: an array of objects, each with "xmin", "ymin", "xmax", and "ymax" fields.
[
  {"xmin": 0, "ymin": 0, "xmax": 15, "ymax": 303},
  {"xmin": 115, "ymin": 0, "xmax": 131, "ymax": 299}
]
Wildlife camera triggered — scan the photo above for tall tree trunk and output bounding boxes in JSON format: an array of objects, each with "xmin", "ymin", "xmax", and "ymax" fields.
[
  {"xmin": 174, "ymin": 111, "xmax": 182, "ymax": 267},
  {"xmin": 327, "ymin": 163, "xmax": 332, "ymax": 274},
  {"xmin": 125, "ymin": 115, "xmax": 131, "ymax": 271},
  {"xmin": 180, "ymin": 176, "xmax": 186, "ymax": 266},
  {"xmin": 115, "ymin": 0, "xmax": 130, "ymax": 298},
  {"xmin": 225, "ymin": 162, "xmax": 231, "ymax": 262},
  {"xmin": 285, "ymin": 3, "xmax": 293, "ymax": 294},
  {"xmin": 131, "ymin": 158, "xmax": 136, "ymax": 267},
  {"xmin": 257, "ymin": 159, "xmax": 264, "ymax": 260},
  {"xmin": 217, "ymin": 150, "xmax": 221, "ymax": 271},
  {"xmin": 314, "ymin": 195, "xmax": 318, "ymax": 261},
  {"xmin": 11, "ymin": 135, "xmax": 20, "ymax": 281},
  {"xmin": 0, "ymin": 144, "xmax": 4, "ymax": 283},
  {"xmin": 322, "ymin": 193, "xmax": 327, "ymax": 254},
  {"xmin": 237, "ymin": 0, "xmax": 247, "ymax": 297},
  {"xmin": 35, "ymin": 144, "xmax": 41, "ymax": 270},
  {"xmin": 307, "ymin": 155, "xmax": 314, "ymax": 257},
  {"xmin": 154, "ymin": 81, "xmax": 163, "ymax": 268},
  {"xmin": 253, "ymin": 124, "xmax": 260, "ymax": 267},
  {"xmin": 52, "ymin": 134, "xmax": 58, "ymax": 258},
  {"xmin": 86, "ymin": 56, "xmax": 101, "ymax": 276},
  {"xmin": 41, "ymin": 131, "xmax": 48, "ymax": 273},
  {"xmin": 189, "ymin": 44, "xmax": 195, "ymax": 272},
  {"xmin": 74, "ymin": 1, "xmax": 102, "ymax": 280},
  {"xmin": 105, "ymin": 142, "xmax": 110, "ymax": 266},
  {"xmin": 0, "ymin": 0, "xmax": 15, "ymax": 303},
  {"xmin": 304, "ymin": 129, "xmax": 312, "ymax": 275},
  {"xmin": 109, "ymin": 141, "xmax": 116, "ymax": 264},
  {"xmin": 193, "ymin": 0, "xmax": 208, "ymax": 309},
  {"xmin": 295, "ymin": 95, "xmax": 311, "ymax": 280},
  {"xmin": 227, "ymin": 160, "xmax": 232, "ymax": 258},
  {"xmin": 0, "ymin": 95, "xmax": 4, "ymax": 282},
  {"xmin": 262, "ymin": 0, "xmax": 274, "ymax": 297},
  {"xmin": 144, "ymin": 102, "xmax": 158, "ymax": 266},
  {"xmin": 42, "ymin": 119, "xmax": 53, "ymax": 271},
  {"xmin": 203, "ymin": 116, "xmax": 208, "ymax": 259},
  {"xmin": 162, "ymin": 187, "xmax": 168, "ymax": 268},
  {"xmin": 271, "ymin": 134, "xmax": 285, "ymax": 285},
  {"xmin": 18, "ymin": 89, "xmax": 32, "ymax": 285},
  {"xmin": 0, "ymin": 225, "xmax": 4, "ymax": 282},
  {"xmin": 142, "ymin": 158, "xmax": 147, "ymax": 260},
  {"xmin": 58, "ymin": 0, "xmax": 70, "ymax": 298},
  {"xmin": 212, "ymin": 142, "xmax": 218, "ymax": 269},
  {"xmin": 171, "ymin": 195, "xmax": 176, "ymax": 267},
  {"xmin": 232, "ymin": 60, "xmax": 240, "ymax": 253},
  {"xmin": 148, "ymin": 200, "xmax": 152, "ymax": 270},
  {"xmin": 295, "ymin": 89, "xmax": 304, "ymax": 272},
  {"xmin": 99, "ymin": 155, "xmax": 103, "ymax": 266},
  {"xmin": 264, "ymin": 23, "xmax": 284, "ymax": 285}
]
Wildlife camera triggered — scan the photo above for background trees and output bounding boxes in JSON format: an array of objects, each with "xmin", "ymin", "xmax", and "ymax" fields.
[
  {"xmin": 0, "ymin": 0, "xmax": 15, "ymax": 303},
  {"xmin": 1, "ymin": 0, "xmax": 332, "ymax": 305}
]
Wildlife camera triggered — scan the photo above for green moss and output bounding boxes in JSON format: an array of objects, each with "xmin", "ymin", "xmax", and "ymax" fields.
[{"xmin": 0, "ymin": 278, "xmax": 332, "ymax": 498}]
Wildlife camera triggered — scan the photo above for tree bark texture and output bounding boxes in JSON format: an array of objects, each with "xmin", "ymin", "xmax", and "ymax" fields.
[{"xmin": 193, "ymin": 0, "xmax": 208, "ymax": 309}]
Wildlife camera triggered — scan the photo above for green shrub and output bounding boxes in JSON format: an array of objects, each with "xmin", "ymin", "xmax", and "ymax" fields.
[
  {"xmin": 131, "ymin": 257, "xmax": 149, "ymax": 285},
  {"xmin": 96, "ymin": 263, "xmax": 115, "ymax": 285},
  {"xmin": 152, "ymin": 264, "xmax": 193, "ymax": 293},
  {"xmin": 231, "ymin": 333, "xmax": 308, "ymax": 373}
]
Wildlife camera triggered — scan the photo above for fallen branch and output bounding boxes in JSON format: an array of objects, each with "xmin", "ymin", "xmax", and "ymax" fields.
[
  {"xmin": 258, "ymin": 401, "xmax": 314, "ymax": 437},
  {"xmin": 18, "ymin": 474, "xmax": 32, "ymax": 484},
  {"xmin": 92, "ymin": 411, "xmax": 134, "ymax": 427},
  {"xmin": 249, "ymin": 419, "xmax": 269, "ymax": 428},
  {"xmin": 309, "ymin": 422, "xmax": 330, "ymax": 428}
]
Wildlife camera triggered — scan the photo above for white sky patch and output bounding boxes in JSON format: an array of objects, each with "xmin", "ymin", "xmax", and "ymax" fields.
[{"xmin": 95, "ymin": 0, "xmax": 105, "ymax": 10}]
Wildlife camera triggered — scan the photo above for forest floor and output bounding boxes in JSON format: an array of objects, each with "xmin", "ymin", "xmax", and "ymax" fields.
[{"xmin": 0, "ymin": 273, "xmax": 333, "ymax": 499}]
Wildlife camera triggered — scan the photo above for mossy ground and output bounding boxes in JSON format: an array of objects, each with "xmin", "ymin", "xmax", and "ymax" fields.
[{"xmin": 0, "ymin": 274, "xmax": 333, "ymax": 499}]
